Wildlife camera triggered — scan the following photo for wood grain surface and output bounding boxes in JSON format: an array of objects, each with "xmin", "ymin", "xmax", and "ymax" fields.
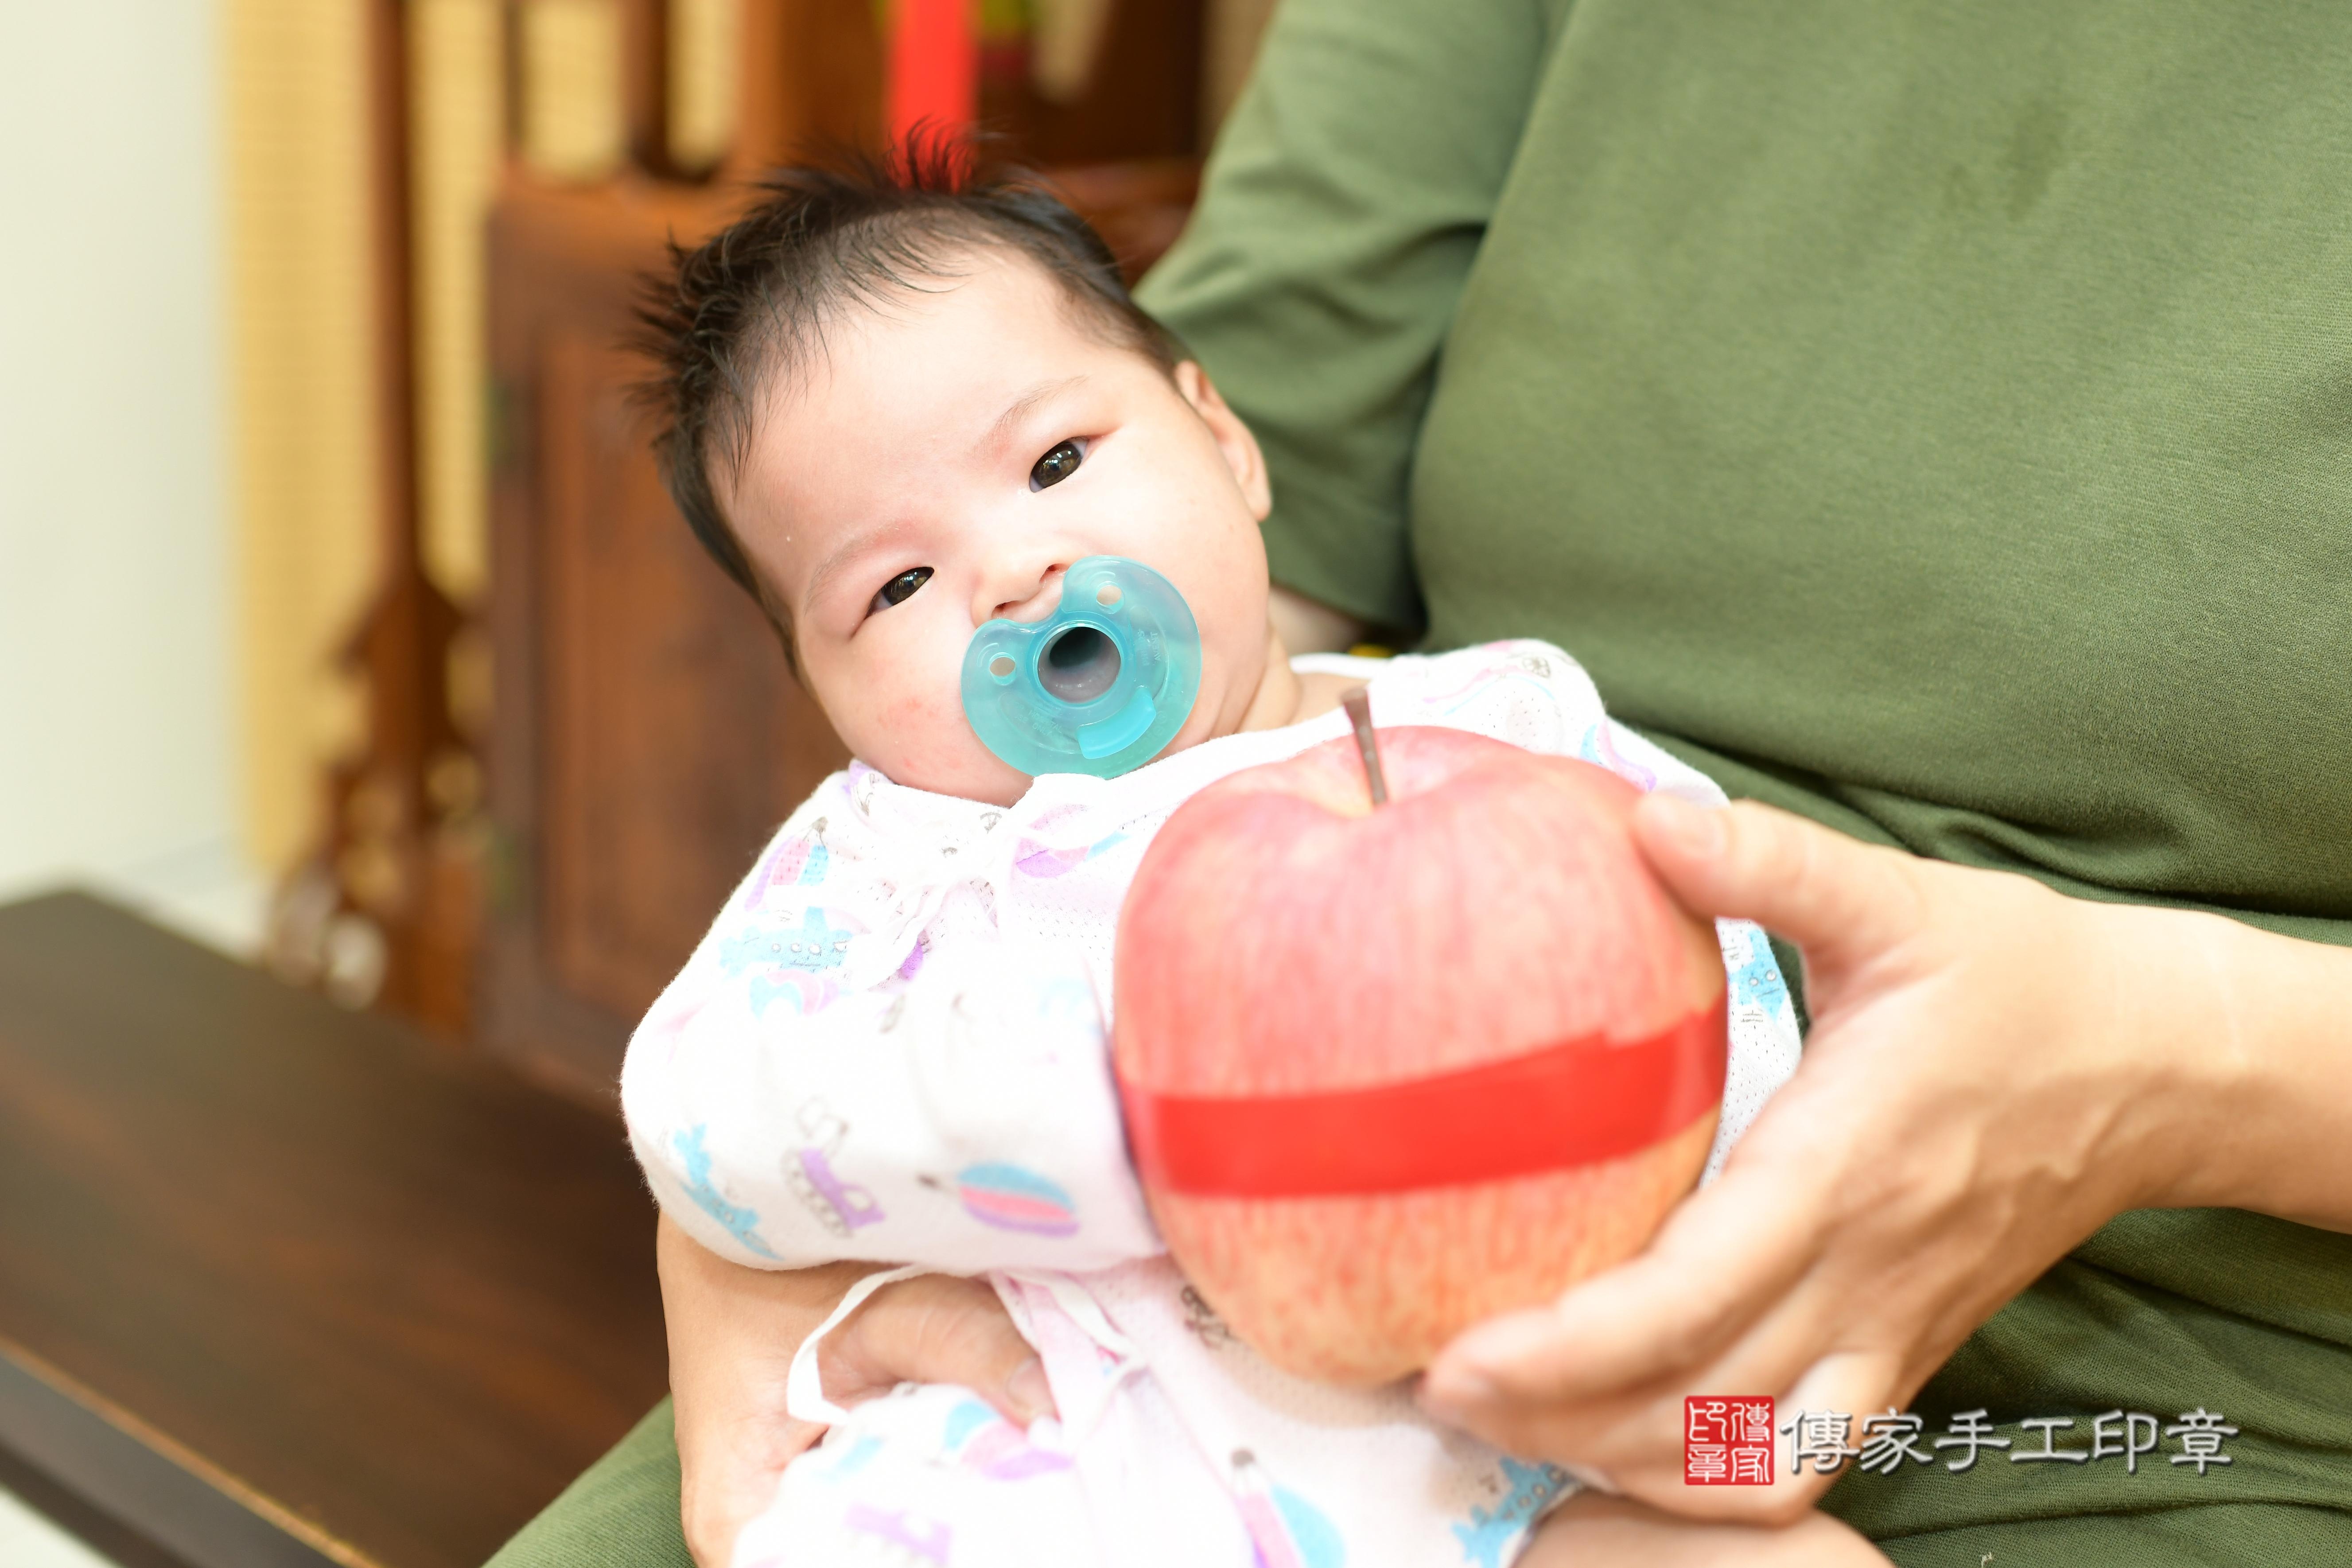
[
  {"xmin": 0, "ymin": 893, "xmax": 669, "ymax": 1568},
  {"xmin": 482, "ymin": 175, "xmax": 853, "ymax": 1104}
]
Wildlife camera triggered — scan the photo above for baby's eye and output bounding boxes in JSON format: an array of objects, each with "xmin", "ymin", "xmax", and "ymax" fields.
[
  {"xmin": 871, "ymin": 567, "xmax": 933, "ymax": 612},
  {"xmin": 1030, "ymin": 439, "xmax": 1085, "ymax": 491}
]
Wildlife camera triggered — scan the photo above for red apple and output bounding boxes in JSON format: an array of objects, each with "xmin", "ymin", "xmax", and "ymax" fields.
[{"xmin": 1113, "ymin": 726, "xmax": 1725, "ymax": 1385}]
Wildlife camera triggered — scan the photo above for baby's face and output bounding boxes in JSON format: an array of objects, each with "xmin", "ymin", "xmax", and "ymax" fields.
[{"xmin": 723, "ymin": 249, "xmax": 1276, "ymax": 805}]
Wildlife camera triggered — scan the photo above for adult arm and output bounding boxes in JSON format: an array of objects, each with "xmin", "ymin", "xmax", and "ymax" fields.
[
  {"xmin": 1422, "ymin": 796, "xmax": 2352, "ymax": 1523},
  {"xmin": 1139, "ymin": 0, "xmax": 1571, "ymax": 637},
  {"xmin": 658, "ymin": 1215, "xmax": 1051, "ymax": 1567}
]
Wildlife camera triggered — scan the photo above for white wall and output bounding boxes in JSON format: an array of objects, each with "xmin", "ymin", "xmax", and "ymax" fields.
[
  {"xmin": 0, "ymin": 0, "xmax": 257, "ymax": 951},
  {"xmin": 0, "ymin": 1486, "xmax": 116, "ymax": 1568}
]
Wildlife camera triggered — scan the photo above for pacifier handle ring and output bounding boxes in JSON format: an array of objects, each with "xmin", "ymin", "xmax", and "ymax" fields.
[{"xmin": 959, "ymin": 556, "xmax": 1201, "ymax": 779}]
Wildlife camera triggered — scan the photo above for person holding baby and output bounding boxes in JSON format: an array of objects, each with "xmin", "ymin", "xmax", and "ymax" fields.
[{"xmin": 490, "ymin": 2, "xmax": 2352, "ymax": 1565}]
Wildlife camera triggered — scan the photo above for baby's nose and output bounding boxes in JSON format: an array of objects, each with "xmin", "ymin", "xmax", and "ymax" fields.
[{"xmin": 976, "ymin": 559, "xmax": 1068, "ymax": 626}]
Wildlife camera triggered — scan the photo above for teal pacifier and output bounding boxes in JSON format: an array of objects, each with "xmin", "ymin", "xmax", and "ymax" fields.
[{"xmin": 961, "ymin": 556, "xmax": 1201, "ymax": 778}]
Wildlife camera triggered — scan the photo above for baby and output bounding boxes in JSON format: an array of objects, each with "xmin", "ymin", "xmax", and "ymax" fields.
[{"xmin": 624, "ymin": 150, "xmax": 1801, "ymax": 1568}]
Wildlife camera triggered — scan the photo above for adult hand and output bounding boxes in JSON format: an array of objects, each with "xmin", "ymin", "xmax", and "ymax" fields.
[
  {"xmin": 658, "ymin": 1215, "xmax": 1053, "ymax": 1566},
  {"xmin": 1419, "ymin": 794, "xmax": 2350, "ymax": 1524}
]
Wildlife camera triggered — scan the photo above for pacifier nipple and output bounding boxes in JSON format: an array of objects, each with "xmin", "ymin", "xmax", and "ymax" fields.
[{"xmin": 961, "ymin": 556, "xmax": 1202, "ymax": 778}]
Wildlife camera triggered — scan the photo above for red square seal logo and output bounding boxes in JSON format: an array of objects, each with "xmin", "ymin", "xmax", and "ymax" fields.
[{"xmin": 1686, "ymin": 1396, "xmax": 1776, "ymax": 1485}]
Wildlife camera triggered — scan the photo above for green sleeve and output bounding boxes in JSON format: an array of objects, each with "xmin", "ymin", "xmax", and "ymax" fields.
[
  {"xmin": 481, "ymin": 1401, "xmax": 691, "ymax": 1568},
  {"xmin": 1134, "ymin": 0, "xmax": 1572, "ymax": 638}
]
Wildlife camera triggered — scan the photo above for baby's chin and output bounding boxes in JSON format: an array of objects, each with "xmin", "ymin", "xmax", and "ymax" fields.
[
  {"xmin": 855, "ymin": 661, "xmax": 1250, "ymax": 805},
  {"xmin": 861, "ymin": 742, "xmax": 1035, "ymax": 808}
]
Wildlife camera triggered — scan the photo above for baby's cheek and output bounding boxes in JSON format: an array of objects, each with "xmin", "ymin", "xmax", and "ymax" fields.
[
  {"xmin": 856, "ymin": 689, "xmax": 1022, "ymax": 799},
  {"xmin": 855, "ymin": 687, "xmax": 954, "ymax": 765}
]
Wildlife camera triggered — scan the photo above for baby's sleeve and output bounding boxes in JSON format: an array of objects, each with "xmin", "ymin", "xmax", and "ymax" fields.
[{"xmin": 619, "ymin": 779, "xmax": 1161, "ymax": 1274}]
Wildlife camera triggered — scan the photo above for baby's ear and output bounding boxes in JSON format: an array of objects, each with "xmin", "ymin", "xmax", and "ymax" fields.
[{"xmin": 1175, "ymin": 361, "xmax": 1271, "ymax": 522}]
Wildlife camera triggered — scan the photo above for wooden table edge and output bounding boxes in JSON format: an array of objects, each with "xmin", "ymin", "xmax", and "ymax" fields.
[{"xmin": 0, "ymin": 1333, "xmax": 369, "ymax": 1568}]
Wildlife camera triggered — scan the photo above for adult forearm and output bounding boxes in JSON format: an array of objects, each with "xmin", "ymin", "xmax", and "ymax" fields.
[
  {"xmin": 2130, "ymin": 904, "xmax": 2352, "ymax": 1232},
  {"xmin": 658, "ymin": 1214, "xmax": 872, "ymax": 1564},
  {"xmin": 656, "ymin": 1215, "xmax": 1052, "ymax": 1566},
  {"xmin": 657, "ymin": 1210, "xmax": 872, "ymax": 1365}
]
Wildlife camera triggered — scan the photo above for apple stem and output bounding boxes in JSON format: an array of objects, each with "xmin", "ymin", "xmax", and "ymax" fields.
[{"xmin": 1341, "ymin": 686, "xmax": 1389, "ymax": 807}]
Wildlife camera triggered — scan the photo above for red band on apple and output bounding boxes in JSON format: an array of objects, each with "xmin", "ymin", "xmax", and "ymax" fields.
[{"xmin": 1119, "ymin": 993, "xmax": 1728, "ymax": 1198}]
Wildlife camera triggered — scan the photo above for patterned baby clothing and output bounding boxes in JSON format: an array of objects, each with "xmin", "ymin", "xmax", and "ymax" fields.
[{"xmin": 621, "ymin": 641, "xmax": 1804, "ymax": 1568}]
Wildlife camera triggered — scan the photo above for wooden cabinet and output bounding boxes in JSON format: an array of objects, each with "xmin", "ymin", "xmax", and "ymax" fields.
[{"xmin": 482, "ymin": 181, "xmax": 850, "ymax": 1099}]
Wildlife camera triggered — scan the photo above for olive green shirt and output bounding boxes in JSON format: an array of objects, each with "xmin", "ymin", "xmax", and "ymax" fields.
[{"xmin": 1140, "ymin": 0, "xmax": 2352, "ymax": 1559}]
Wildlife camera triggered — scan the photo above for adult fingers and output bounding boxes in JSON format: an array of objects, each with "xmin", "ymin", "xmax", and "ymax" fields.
[
  {"xmin": 1632, "ymin": 796, "xmax": 1927, "ymax": 977},
  {"xmin": 1605, "ymin": 1343, "xmax": 1904, "ymax": 1525},
  {"xmin": 1435, "ymin": 1291, "xmax": 1907, "ymax": 1526},
  {"xmin": 822, "ymin": 1272, "xmax": 1057, "ymax": 1426},
  {"xmin": 1426, "ymin": 1145, "xmax": 1833, "ymax": 1419}
]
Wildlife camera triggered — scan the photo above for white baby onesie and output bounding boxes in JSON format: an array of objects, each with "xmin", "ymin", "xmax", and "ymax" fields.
[{"xmin": 621, "ymin": 640, "xmax": 1804, "ymax": 1568}]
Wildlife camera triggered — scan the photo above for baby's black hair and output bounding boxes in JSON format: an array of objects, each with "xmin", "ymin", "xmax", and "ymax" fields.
[{"xmin": 638, "ymin": 134, "xmax": 1178, "ymax": 665}]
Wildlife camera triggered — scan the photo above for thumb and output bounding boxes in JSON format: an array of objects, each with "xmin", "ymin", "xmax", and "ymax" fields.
[
  {"xmin": 1632, "ymin": 794, "xmax": 1924, "ymax": 975},
  {"xmin": 823, "ymin": 1272, "xmax": 1057, "ymax": 1427}
]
